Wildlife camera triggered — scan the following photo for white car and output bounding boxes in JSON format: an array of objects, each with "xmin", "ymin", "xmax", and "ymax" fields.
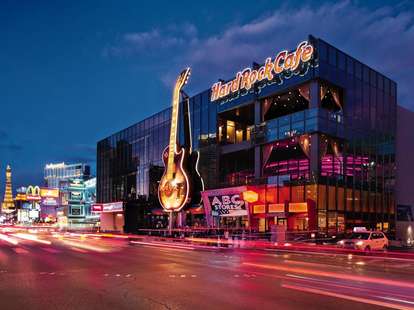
[{"xmin": 337, "ymin": 231, "xmax": 389, "ymax": 251}]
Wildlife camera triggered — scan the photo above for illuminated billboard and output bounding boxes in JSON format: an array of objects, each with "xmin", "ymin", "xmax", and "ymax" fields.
[
  {"xmin": 210, "ymin": 40, "xmax": 314, "ymax": 102},
  {"xmin": 202, "ymin": 186, "xmax": 248, "ymax": 217},
  {"xmin": 26, "ymin": 185, "xmax": 41, "ymax": 201},
  {"xmin": 40, "ymin": 188, "xmax": 59, "ymax": 198}
]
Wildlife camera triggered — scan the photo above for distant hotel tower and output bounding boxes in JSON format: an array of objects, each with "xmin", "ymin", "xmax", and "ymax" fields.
[{"xmin": 1, "ymin": 165, "xmax": 15, "ymax": 214}]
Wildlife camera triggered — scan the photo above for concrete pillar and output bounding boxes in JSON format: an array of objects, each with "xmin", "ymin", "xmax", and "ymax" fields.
[
  {"xmin": 309, "ymin": 80, "xmax": 319, "ymax": 109},
  {"xmin": 310, "ymin": 133, "xmax": 320, "ymax": 179},
  {"xmin": 254, "ymin": 146, "xmax": 261, "ymax": 179},
  {"xmin": 254, "ymin": 99, "xmax": 261, "ymax": 124},
  {"xmin": 254, "ymin": 100, "xmax": 262, "ymax": 179}
]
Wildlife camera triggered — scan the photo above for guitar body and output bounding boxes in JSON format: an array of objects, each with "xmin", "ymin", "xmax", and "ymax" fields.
[
  {"xmin": 186, "ymin": 150, "xmax": 204, "ymax": 205},
  {"xmin": 158, "ymin": 145, "xmax": 191, "ymax": 212}
]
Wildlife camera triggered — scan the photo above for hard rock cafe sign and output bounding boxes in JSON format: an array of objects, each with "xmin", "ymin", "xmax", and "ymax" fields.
[{"xmin": 210, "ymin": 40, "xmax": 314, "ymax": 102}]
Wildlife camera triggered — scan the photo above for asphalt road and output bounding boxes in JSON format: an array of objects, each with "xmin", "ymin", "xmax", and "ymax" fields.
[{"xmin": 0, "ymin": 230, "xmax": 414, "ymax": 310}]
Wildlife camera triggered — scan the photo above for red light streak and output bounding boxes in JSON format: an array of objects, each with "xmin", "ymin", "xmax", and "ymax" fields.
[
  {"xmin": 0, "ymin": 233, "xmax": 19, "ymax": 245},
  {"xmin": 11, "ymin": 233, "xmax": 51, "ymax": 245},
  {"xmin": 281, "ymin": 284, "xmax": 413, "ymax": 310},
  {"xmin": 130, "ymin": 241, "xmax": 195, "ymax": 251},
  {"xmin": 243, "ymin": 262, "xmax": 414, "ymax": 289}
]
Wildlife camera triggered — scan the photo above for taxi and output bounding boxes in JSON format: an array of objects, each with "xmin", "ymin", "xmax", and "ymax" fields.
[{"xmin": 337, "ymin": 228, "xmax": 389, "ymax": 251}]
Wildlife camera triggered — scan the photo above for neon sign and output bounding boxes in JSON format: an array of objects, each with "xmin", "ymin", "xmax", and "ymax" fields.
[{"xmin": 210, "ymin": 41, "xmax": 314, "ymax": 102}]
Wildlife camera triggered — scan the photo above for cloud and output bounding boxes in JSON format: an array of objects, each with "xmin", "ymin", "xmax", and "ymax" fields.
[
  {"xmin": 184, "ymin": 1, "xmax": 413, "ymax": 107},
  {"xmin": 106, "ymin": 1, "xmax": 414, "ymax": 108},
  {"xmin": 103, "ymin": 23, "xmax": 198, "ymax": 57}
]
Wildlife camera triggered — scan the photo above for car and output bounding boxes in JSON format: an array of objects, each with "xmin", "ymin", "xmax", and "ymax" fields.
[{"xmin": 337, "ymin": 231, "xmax": 389, "ymax": 251}]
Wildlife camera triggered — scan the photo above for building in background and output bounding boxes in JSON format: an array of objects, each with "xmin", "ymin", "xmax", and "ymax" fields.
[
  {"xmin": 44, "ymin": 162, "xmax": 90, "ymax": 188},
  {"xmin": 396, "ymin": 106, "xmax": 414, "ymax": 246},
  {"xmin": 84, "ymin": 177, "xmax": 98, "ymax": 224},
  {"xmin": 57, "ymin": 177, "xmax": 97, "ymax": 229},
  {"xmin": 1, "ymin": 165, "xmax": 15, "ymax": 221},
  {"xmin": 44, "ymin": 162, "xmax": 92, "ymax": 227},
  {"xmin": 97, "ymin": 35, "xmax": 398, "ymax": 235},
  {"xmin": 15, "ymin": 187, "xmax": 30, "ymax": 223},
  {"xmin": 14, "ymin": 185, "xmax": 42, "ymax": 223},
  {"xmin": 39, "ymin": 187, "xmax": 60, "ymax": 222}
]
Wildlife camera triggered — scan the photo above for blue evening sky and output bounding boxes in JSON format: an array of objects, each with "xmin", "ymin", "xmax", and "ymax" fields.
[{"xmin": 1, "ymin": 0, "xmax": 413, "ymax": 193}]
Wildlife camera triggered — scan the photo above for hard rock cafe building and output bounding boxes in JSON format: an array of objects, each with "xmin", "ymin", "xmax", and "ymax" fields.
[{"xmin": 97, "ymin": 35, "xmax": 397, "ymax": 235}]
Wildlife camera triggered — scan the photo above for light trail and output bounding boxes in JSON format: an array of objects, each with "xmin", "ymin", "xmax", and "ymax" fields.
[
  {"xmin": 380, "ymin": 296, "xmax": 414, "ymax": 306},
  {"xmin": 243, "ymin": 262, "xmax": 414, "ymax": 289},
  {"xmin": 11, "ymin": 233, "xmax": 52, "ymax": 245},
  {"xmin": 0, "ymin": 233, "xmax": 19, "ymax": 245},
  {"xmin": 283, "ymin": 259, "xmax": 345, "ymax": 270},
  {"xmin": 284, "ymin": 272, "xmax": 414, "ymax": 301},
  {"xmin": 58, "ymin": 239, "xmax": 109, "ymax": 253},
  {"xmin": 281, "ymin": 284, "xmax": 413, "ymax": 310},
  {"xmin": 130, "ymin": 240, "xmax": 195, "ymax": 250}
]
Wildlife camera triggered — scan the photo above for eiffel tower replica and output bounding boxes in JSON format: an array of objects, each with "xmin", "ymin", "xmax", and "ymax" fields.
[{"xmin": 1, "ymin": 165, "xmax": 15, "ymax": 215}]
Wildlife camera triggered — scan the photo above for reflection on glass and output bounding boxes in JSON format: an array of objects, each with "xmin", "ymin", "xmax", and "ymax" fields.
[{"xmin": 226, "ymin": 120, "xmax": 235, "ymax": 143}]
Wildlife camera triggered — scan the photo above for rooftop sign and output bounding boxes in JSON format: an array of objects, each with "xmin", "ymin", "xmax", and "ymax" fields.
[{"xmin": 210, "ymin": 40, "xmax": 314, "ymax": 102}]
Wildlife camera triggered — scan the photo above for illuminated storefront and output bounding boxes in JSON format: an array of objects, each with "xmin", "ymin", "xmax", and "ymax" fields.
[
  {"xmin": 58, "ymin": 178, "xmax": 97, "ymax": 228},
  {"xmin": 92, "ymin": 202, "xmax": 124, "ymax": 232},
  {"xmin": 40, "ymin": 187, "xmax": 59, "ymax": 222},
  {"xmin": 97, "ymin": 35, "xmax": 397, "ymax": 234},
  {"xmin": 14, "ymin": 186, "xmax": 43, "ymax": 223}
]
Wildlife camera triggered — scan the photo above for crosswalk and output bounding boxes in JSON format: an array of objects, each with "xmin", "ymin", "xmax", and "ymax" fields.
[
  {"xmin": 0, "ymin": 243, "xmax": 76, "ymax": 255},
  {"xmin": 0, "ymin": 236, "xmax": 116, "ymax": 254},
  {"xmin": 4, "ymin": 245, "xmax": 62, "ymax": 255}
]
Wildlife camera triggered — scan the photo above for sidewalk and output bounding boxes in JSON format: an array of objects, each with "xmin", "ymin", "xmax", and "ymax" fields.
[
  {"xmin": 36, "ymin": 226, "xmax": 414, "ymax": 259},
  {"xmin": 121, "ymin": 233, "xmax": 414, "ymax": 260}
]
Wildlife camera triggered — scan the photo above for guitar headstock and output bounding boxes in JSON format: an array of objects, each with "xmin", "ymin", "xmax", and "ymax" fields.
[{"xmin": 174, "ymin": 67, "xmax": 191, "ymax": 93}]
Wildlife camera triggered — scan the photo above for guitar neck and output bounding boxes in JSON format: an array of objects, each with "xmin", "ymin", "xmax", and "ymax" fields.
[{"xmin": 167, "ymin": 90, "xmax": 180, "ymax": 179}]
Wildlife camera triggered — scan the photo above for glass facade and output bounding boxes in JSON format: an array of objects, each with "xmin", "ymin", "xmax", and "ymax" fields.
[
  {"xmin": 97, "ymin": 35, "xmax": 397, "ymax": 234},
  {"xmin": 97, "ymin": 109, "xmax": 171, "ymax": 203}
]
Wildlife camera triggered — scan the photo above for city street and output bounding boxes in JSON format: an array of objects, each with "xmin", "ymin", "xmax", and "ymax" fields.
[
  {"xmin": 0, "ymin": 229, "xmax": 413, "ymax": 309},
  {"xmin": 2, "ymin": 1, "xmax": 414, "ymax": 309}
]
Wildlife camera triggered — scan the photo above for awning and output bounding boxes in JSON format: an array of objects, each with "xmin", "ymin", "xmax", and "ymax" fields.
[
  {"xmin": 187, "ymin": 206, "xmax": 204, "ymax": 215},
  {"xmin": 151, "ymin": 209, "xmax": 166, "ymax": 216}
]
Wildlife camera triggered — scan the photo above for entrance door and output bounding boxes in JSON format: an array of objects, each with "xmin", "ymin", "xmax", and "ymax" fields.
[
  {"xmin": 277, "ymin": 218, "xmax": 287, "ymax": 226},
  {"xmin": 294, "ymin": 217, "xmax": 308, "ymax": 231},
  {"xmin": 258, "ymin": 218, "xmax": 266, "ymax": 233}
]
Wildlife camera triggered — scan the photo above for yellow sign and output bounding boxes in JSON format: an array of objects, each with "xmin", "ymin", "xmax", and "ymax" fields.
[
  {"xmin": 288, "ymin": 202, "xmax": 307, "ymax": 213},
  {"xmin": 211, "ymin": 41, "xmax": 314, "ymax": 101},
  {"xmin": 242, "ymin": 190, "xmax": 259, "ymax": 203},
  {"xmin": 253, "ymin": 204, "xmax": 266, "ymax": 214},
  {"xmin": 268, "ymin": 203, "xmax": 285, "ymax": 213},
  {"xmin": 15, "ymin": 193, "xmax": 27, "ymax": 201},
  {"xmin": 40, "ymin": 188, "xmax": 59, "ymax": 198}
]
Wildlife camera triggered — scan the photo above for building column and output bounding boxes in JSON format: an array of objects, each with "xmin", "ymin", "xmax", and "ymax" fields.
[
  {"xmin": 309, "ymin": 80, "xmax": 319, "ymax": 109},
  {"xmin": 254, "ymin": 100, "xmax": 261, "ymax": 180},
  {"xmin": 310, "ymin": 134, "xmax": 320, "ymax": 181}
]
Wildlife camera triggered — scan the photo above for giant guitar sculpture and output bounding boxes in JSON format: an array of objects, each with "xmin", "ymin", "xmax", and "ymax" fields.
[
  {"xmin": 158, "ymin": 68, "xmax": 192, "ymax": 212},
  {"xmin": 181, "ymin": 91, "xmax": 204, "ymax": 205}
]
